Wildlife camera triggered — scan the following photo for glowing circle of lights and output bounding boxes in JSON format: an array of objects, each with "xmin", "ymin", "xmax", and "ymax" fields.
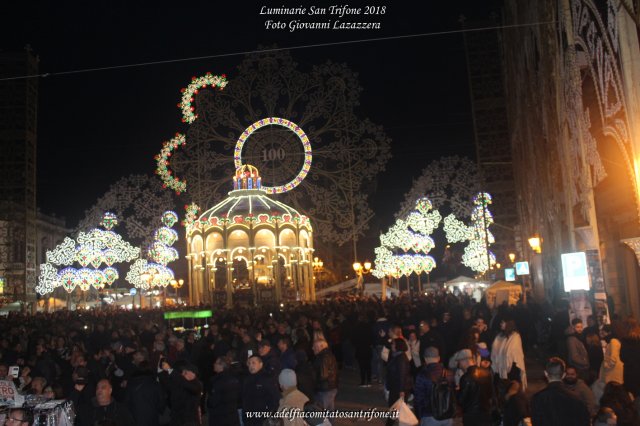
[{"xmin": 234, "ymin": 117, "xmax": 312, "ymax": 194}]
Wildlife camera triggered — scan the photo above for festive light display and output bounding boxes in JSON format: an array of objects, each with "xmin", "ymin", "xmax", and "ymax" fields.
[
  {"xmin": 179, "ymin": 73, "xmax": 228, "ymax": 124},
  {"xmin": 443, "ymin": 192, "xmax": 496, "ymax": 273},
  {"xmin": 373, "ymin": 197, "xmax": 440, "ymax": 278},
  {"xmin": 183, "ymin": 203, "xmax": 201, "ymax": 230},
  {"xmin": 443, "ymin": 214, "xmax": 473, "ymax": 243},
  {"xmin": 155, "ymin": 134, "xmax": 187, "ymax": 194},
  {"xmin": 126, "ymin": 260, "xmax": 175, "ymax": 290},
  {"xmin": 162, "ymin": 211, "xmax": 179, "ymax": 227},
  {"xmin": 234, "ymin": 117, "xmax": 312, "ymax": 194},
  {"xmin": 127, "ymin": 211, "xmax": 180, "ymax": 289},
  {"xmin": 154, "ymin": 227, "xmax": 178, "ymax": 246},
  {"xmin": 36, "ymin": 213, "xmax": 141, "ymax": 295},
  {"xmin": 102, "ymin": 212, "xmax": 118, "ymax": 230}
]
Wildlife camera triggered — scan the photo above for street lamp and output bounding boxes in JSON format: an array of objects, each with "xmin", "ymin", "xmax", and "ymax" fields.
[
  {"xmin": 508, "ymin": 253, "xmax": 516, "ymax": 264},
  {"xmin": 170, "ymin": 278, "xmax": 184, "ymax": 302},
  {"xmin": 352, "ymin": 261, "xmax": 372, "ymax": 295},
  {"xmin": 528, "ymin": 234, "xmax": 542, "ymax": 254}
]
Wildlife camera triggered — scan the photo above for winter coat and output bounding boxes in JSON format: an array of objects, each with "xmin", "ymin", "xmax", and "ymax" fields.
[
  {"xmin": 124, "ymin": 370, "xmax": 166, "ymax": 426},
  {"xmin": 620, "ymin": 337, "xmax": 640, "ymax": 397},
  {"xmin": 564, "ymin": 379, "xmax": 598, "ymax": 417},
  {"xmin": 207, "ymin": 370, "xmax": 241, "ymax": 426},
  {"xmin": 458, "ymin": 365, "xmax": 495, "ymax": 425},
  {"xmin": 531, "ymin": 381, "xmax": 590, "ymax": 426},
  {"xmin": 294, "ymin": 351, "xmax": 316, "ymax": 401},
  {"xmin": 160, "ymin": 370, "xmax": 203, "ymax": 426},
  {"xmin": 352, "ymin": 321, "xmax": 373, "ymax": 359},
  {"xmin": 566, "ymin": 333, "xmax": 589, "ymax": 371},
  {"xmin": 277, "ymin": 388, "xmax": 310, "ymax": 426},
  {"xmin": 386, "ymin": 351, "xmax": 412, "ymax": 399},
  {"xmin": 413, "ymin": 362, "xmax": 453, "ymax": 419},
  {"xmin": 592, "ymin": 338, "xmax": 624, "ymax": 401},
  {"xmin": 491, "ymin": 332, "xmax": 527, "ymax": 389},
  {"xmin": 242, "ymin": 369, "xmax": 281, "ymax": 426},
  {"xmin": 76, "ymin": 398, "xmax": 136, "ymax": 426},
  {"xmin": 280, "ymin": 348, "xmax": 298, "ymax": 371},
  {"xmin": 261, "ymin": 348, "xmax": 282, "ymax": 378},
  {"xmin": 313, "ymin": 348, "xmax": 338, "ymax": 392}
]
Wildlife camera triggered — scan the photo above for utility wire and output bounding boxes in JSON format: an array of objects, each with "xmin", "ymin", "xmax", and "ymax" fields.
[{"xmin": 0, "ymin": 20, "xmax": 556, "ymax": 81}]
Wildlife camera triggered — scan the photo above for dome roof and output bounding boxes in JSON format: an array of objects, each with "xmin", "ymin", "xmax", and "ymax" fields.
[{"xmin": 193, "ymin": 166, "xmax": 311, "ymax": 230}]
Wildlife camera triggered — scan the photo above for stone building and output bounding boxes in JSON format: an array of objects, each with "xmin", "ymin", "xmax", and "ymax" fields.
[{"xmin": 501, "ymin": 0, "xmax": 640, "ymax": 315}]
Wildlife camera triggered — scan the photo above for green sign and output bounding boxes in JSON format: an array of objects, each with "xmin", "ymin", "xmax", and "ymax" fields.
[{"xmin": 164, "ymin": 310, "xmax": 213, "ymax": 320}]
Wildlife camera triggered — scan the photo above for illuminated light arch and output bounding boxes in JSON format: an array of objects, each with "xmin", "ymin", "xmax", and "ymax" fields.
[
  {"xmin": 234, "ymin": 117, "xmax": 312, "ymax": 194},
  {"xmin": 179, "ymin": 73, "xmax": 228, "ymax": 124}
]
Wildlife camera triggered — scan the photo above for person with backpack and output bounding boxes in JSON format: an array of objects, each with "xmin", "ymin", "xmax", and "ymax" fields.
[{"xmin": 414, "ymin": 346, "xmax": 455, "ymax": 426}]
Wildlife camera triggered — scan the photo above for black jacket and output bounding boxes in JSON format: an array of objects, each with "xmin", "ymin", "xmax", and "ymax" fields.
[
  {"xmin": 124, "ymin": 370, "xmax": 166, "ymax": 426},
  {"xmin": 207, "ymin": 371, "xmax": 241, "ymax": 426},
  {"xmin": 295, "ymin": 350, "xmax": 316, "ymax": 401},
  {"xmin": 160, "ymin": 370, "xmax": 203, "ymax": 426},
  {"xmin": 313, "ymin": 348, "xmax": 338, "ymax": 392},
  {"xmin": 261, "ymin": 348, "xmax": 282, "ymax": 378},
  {"xmin": 620, "ymin": 338, "xmax": 640, "ymax": 397},
  {"xmin": 241, "ymin": 369, "xmax": 281, "ymax": 426},
  {"xmin": 386, "ymin": 352, "xmax": 412, "ymax": 396},
  {"xmin": 77, "ymin": 398, "xmax": 136, "ymax": 426},
  {"xmin": 458, "ymin": 366, "xmax": 494, "ymax": 426},
  {"xmin": 531, "ymin": 381, "xmax": 590, "ymax": 426}
]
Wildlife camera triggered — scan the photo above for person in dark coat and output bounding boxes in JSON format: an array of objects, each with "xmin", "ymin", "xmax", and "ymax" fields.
[
  {"xmin": 312, "ymin": 339, "xmax": 338, "ymax": 410},
  {"xmin": 242, "ymin": 355, "xmax": 281, "ymax": 426},
  {"xmin": 160, "ymin": 362, "xmax": 204, "ymax": 426},
  {"xmin": 123, "ymin": 361, "xmax": 166, "ymax": 426},
  {"xmin": 620, "ymin": 317, "xmax": 640, "ymax": 397},
  {"xmin": 294, "ymin": 349, "xmax": 315, "ymax": 401},
  {"xmin": 278, "ymin": 337, "xmax": 298, "ymax": 371},
  {"xmin": 207, "ymin": 356, "xmax": 240, "ymax": 426},
  {"xmin": 352, "ymin": 315, "xmax": 373, "ymax": 387},
  {"xmin": 413, "ymin": 346, "xmax": 454, "ymax": 424},
  {"xmin": 386, "ymin": 338, "xmax": 412, "ymax": 406},
  {"xmin": 76, "ymin": 379, "xmax": 136, "ymax": 426},
  {"xmin": 531, "ymin": 357, "xmax": 590, "ymax": 426},
  {"xmin": 418, "ymin": 320, "xmax": 445, "ymax": 365},
  {"xmin": 457, "ymin": 349, "xmax": 495, "ymax": 426},
  {"xmin": 258, "ymin": 340, "xmax": 282, "ymax": 378}
]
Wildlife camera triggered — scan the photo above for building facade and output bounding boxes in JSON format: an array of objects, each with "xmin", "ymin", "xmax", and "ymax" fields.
[
  {"xmin": 0, "ymin": 48, "xmax": 38, "ymax": 304},
  {"xmin": 502, "ymin": 0, "xmax": 640, "ymax": 315}
]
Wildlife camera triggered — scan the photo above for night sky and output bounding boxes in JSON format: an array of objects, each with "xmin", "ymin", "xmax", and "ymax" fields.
[{"xmin": 4, "ymin": 0, "xmax": 500, "ymax": 265}]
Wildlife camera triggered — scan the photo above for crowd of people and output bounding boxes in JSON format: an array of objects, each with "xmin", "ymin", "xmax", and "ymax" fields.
[{"xmin": 0, "ymin": 293, "xmax": 637, "ymax": 425}]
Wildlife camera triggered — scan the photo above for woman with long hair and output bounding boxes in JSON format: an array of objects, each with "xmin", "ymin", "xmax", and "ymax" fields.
[
  {"xmin": 591, "ymin": 323, "xmax": 624, "ymax": 402},
  {"xmin": 491, "ymin": 319, "xmax": 527, "ymax": 389}
]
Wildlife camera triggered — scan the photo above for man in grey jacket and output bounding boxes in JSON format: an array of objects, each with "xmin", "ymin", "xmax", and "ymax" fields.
[{"xmin": 566, "ymin": 319, "xmax": 590, "ymax": 381}]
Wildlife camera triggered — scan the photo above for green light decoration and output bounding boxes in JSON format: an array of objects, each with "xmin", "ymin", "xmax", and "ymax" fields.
[{"xmin": 164, "ymin": 310, "xmax": 213, "ymax": 320}]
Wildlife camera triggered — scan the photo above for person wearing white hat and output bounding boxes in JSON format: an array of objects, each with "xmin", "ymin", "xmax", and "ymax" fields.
[{"xmin": 277, "ymin": 369, "xmax": 309, "ymax": 426}]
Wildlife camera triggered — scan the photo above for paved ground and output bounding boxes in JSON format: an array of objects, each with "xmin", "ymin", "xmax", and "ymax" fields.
[{"xmin": 334, "ymin": 355, "xmax": 547, "ymax": 426}]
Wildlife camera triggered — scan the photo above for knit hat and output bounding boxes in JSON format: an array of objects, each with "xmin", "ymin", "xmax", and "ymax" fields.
[
  {"xmin": 278, "ymin": 368, "xmax": 297, "ymax": 388},
  {"xmin": 424, "ymin": 347, "xmax": 440, "ymax": 364}
]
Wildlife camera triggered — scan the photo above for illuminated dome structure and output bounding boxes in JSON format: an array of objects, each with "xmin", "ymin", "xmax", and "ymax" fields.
[{"xmin": 186, "ymin": 165, "xmax": 315, "ymax": 307}]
